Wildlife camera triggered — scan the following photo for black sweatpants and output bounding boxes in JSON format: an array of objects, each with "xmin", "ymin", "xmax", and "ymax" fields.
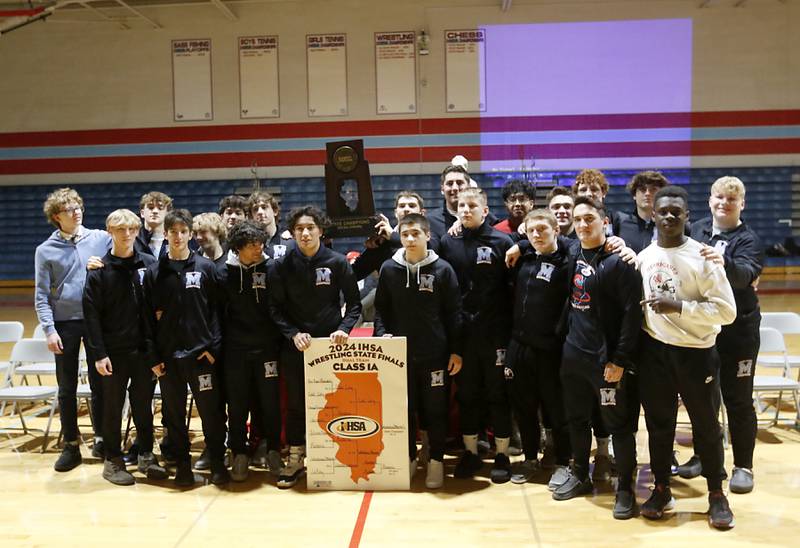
[
  {"xmin": 225, "ymin": 347, "xmax": 282, "ymax": 455},
  {"xmin": 159, "ymin": 354, "xmax": 227, "ymax": 466},
  {"xmin": 408, "ymin": 355, "xmax": 449, "ymax": 461},
  {"xmin": 281, "ymin": 343, "xmax": 306, "ymax": 447},
  {"xmin": 54, "ymin": 320, "xmax": 103, "ymax": 442},
  {"xmin": 457, "ymin": 325, "xmax": 511, "ymax": 439},
  {"xmin": 506, "ymin": 340, "xmax": 570, "ymax": 465},
  {"xmin": 560, "ymin": 343, "xmax": 639, "ymax": 489},
  {"xmin": 718, "ymin": 328, "xmax": 759, "ymax": 470},
  {"xmin": 101, "ymin": 350, "xmax": 156, "ymax": 459},
  {"xmin": 638, "ymin": 333, "xmax": 725, "ymax": 490}
]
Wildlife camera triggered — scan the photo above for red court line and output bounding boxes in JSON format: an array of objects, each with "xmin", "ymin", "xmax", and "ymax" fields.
[{"xmin": 349, "ymin": 491, "xmax": 373, "ymax": 548}]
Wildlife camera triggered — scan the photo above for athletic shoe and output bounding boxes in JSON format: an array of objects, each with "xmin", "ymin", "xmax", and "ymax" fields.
[
  {"xmin": 729, "ymin": 467, "xmax": 754, "ymax": 494},
  {"xmin": 510, "ymin": 459, "xmax": 539, "ymax": 484},
  {"xmin": 613, "ymin": 490, "xmax": 637, "ymax": 520},
  {"xmin": 641, "ymin": 484, "xmax": 675, "ymax": 520},
  {"xmin": 174, "ymin": 462, "xmax": 196, "ymax": 488},
  {"xmin": 210, "ymin": 461, "xmax": 231, "ymax": 486},
  {"xmin": 138, "ymin": 451, "xmax": 169, "ymax": 480},
  {"xmin": 231, "ymin": 454, "xmax": 249, "ymax": 482},
  {"xmin": 194, "ymin": 448, "xmax": 211, "ymax": 471},
  {"xmin": 409, "ymin": 458, "xmax": 418, "ymax": 481},
  {"xmin": 54, "ymin": 444, "xmax": 82, "ymax": 472},
  {"xmin": 277, "ymin": 446, "xmax": 306, "ymax": 489},
  {"xmin": 676, "ymin": 455, "xmax": 702, "ymax": 479},
  {"xmin": 425, "ymin": 459, "xmax": 444, "ymax": 489},
  {"xmin": 123, "ymin": 441, "xmax": 139, "ymax": 465},
  {"xmin": 103, "ymin": 457, "xmax": 135, "ymax": 486},
  {"xmin": 266, "ymin": 450, "xmax": 284, "ymax": 477},
  {"xmin": 454, "ymin": 450, "xmax": 483, "ymax": 479},
  {"xmin": 708, "ymin": 490, "xmax": 735, "ymax": 529},
  {"xmin": 548, "ymin": 465, "xmax": 570, "ymax": 491},
  {"xmin": 91, "ymin": 439, "xmax": 105, "ymax": 459},
  {"xmin": 592, "ymin": 454, "xmax": 612, "ymax": 482},
  {"xmin": 671, "ymin": 451, "xmax": 680, "ymax": 475},
  {"xmin": 251, "ymin": 439, "xmax": 268, "ymax": 468},
  {"xmin": 491, "ymin": 453, "xmax": 512, "ymax": 484},
  {"xmin": 552, "ymin": 470, "xmax": 593, "ymax": 501}
]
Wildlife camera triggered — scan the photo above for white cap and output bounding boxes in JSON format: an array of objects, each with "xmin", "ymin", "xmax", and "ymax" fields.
[{"xmin": 451, "ymin": 155, "xmax": 469, "ymax": 170}]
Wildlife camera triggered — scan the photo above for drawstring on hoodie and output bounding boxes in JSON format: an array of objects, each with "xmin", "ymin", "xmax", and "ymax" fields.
[{"xmin": 392, "ymin": 247, "xmax": 439, "ymax": 288}]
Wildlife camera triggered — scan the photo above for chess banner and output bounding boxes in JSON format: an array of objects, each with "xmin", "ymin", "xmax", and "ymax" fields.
[{"xmin": 305, "ymin": 337, "xmax": 409, "ymax": 491}]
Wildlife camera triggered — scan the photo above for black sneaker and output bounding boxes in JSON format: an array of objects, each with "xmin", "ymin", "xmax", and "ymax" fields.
[
  {"xmin": 490, "ymin": 453, "xmax": 512, "ymax": 484},
  {"xmin": 552, "ymin": 470, "xmax": 593, "ymax": 501},
  {"xmin": 454, "ymin": 450, "xmax": 483, "ymax": 479},
  {"xmin": 174, "ymin": 462, "xmax": 196, "ymax": 488},
  {"xmin": 122, "ymin": 441, "xmax": 140, "ymax": 466},
  {"xmin": 54, "ymin": 444, "xmax": 82, "ymax": 472},
  {"xmin": 194, "ymin": 448, "xmax": 211, "ymax": 471},
  {"xmin": 670, "ymin": 451, "xmax": 679, "ymax": 476},
  {"xmin": 613, "ymin": 490, "xmax": 637, "ymax": 520},
  {"xmin": 91, "ymin": 439, "xmax": 105, "ymax": 459},
  {"xmin": 138, "ymin": 452, "xmax": 169, "ymax": 480},
  {"xmin": 641, "ymin": 484, "xmax": 675, "ymax": 520},
  {"xmin": 102, "ymin": 458, "xmax": 135, "ymax": 486},
  {"xmin": 708, "ymin": 490, "xmax": 735, "ymax": 529},
  {"xmin": 676, "ymin": 455, "xmax": 702, "ymax": 479},
  {"xmin": 210, "ymin": 462, "xmax": 231, "ymax": 486}
]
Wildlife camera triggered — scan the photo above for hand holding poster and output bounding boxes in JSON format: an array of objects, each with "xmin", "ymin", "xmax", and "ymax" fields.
[{"xmin": 305, "ymin": 337, "xmax": 409, "ymax": 491}]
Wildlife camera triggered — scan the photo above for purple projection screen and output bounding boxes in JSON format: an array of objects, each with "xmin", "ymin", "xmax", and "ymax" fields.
[{"xmin": 479, "ymin": 19, "xmax": 693, "ymax": 170}]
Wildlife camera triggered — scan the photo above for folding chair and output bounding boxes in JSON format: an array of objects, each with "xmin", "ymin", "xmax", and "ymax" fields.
[
  {"xmin": 0, "ymin": 339, "xmax": 59, "ymax": 451},
  {"xmin": 32, "ymin": 324, "xmax": 46, "ymax": 339},
  {"xmin": 759, "ymin": 312, "xmax": 800, "ymax": 378},
  {"xmin": 16, "ymin": 344, "xmax": 87, "ymax": 385},
  {"xmin": 0, "ymin": 321, "xmax": 24, "ymax": 385},
  {"xmin": 753, "ymin": 327, "xmax": 800, "ymax": 427}
]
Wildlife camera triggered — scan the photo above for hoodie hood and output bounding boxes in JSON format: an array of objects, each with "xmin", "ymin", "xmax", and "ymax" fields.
[
  {"xmin": 227, "ymin": 251, "xmax": 269, "ymax": 302},
  {"xmin": 391, "ymin": 248, "xmax": 439, "ymax": 288}
]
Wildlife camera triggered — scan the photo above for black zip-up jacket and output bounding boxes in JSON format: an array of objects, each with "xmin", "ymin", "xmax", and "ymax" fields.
[
  {"xmin": 142, "ymin": 251, "xmax": 222, "ymax": 367},
  {"xmin": 510, "ymin": 237, "xmax": 572, "ymax": 351},
  {"xmin": 560, "ymin": 245, "xmax": 642, "ymax": 370},
  {"xmin": 439, "ymin": 221, "xmax": 513, "ymax": 349},
  {"xmin": 82, "ymin": 251, "xmax": 155, "ymax": 361},
  {"xmin": 353, "ymin": 228, "xmax": 441, "ymax": 281},
  {"xmin": 217, "ymin": 254, "xmax": 283, "ymax": 352},
  {"xmin": 373, "ymin": 249, "xmax": 462, "ymax": 360},
  {"xmin": 266, "ymin": 229, "xmax": 294, "ymax": 260},
  {"xmin": 690, "ymin": 217, "xmax": 763, "ymax": 338},
  {"xmin": 617, "ymin": 210, "xmax": 655, "ymax": 253},
  {"xmin": 268, "ymin": 245, "xmax": 362, "ymax": 339}
]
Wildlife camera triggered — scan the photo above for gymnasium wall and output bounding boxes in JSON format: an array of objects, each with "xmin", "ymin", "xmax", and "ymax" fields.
[{"xmin": 0, "ymin": 0, "xmax": 799, "ymax": 184}]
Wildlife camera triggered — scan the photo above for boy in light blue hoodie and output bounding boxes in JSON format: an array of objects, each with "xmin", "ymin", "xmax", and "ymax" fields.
[{"xmin": 34, "ymin": 187, "xmax": 111, "ymax": 471}]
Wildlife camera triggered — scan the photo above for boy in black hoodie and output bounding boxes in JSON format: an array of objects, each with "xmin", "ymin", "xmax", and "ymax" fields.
[
  {"xmin": 268, "ymin": 206, "xmax": 362, "ymax": 488},
  {"xmin": 554, "ymin": 196, "xmax": 642, "ymax": 521},
  {"xmin": 218, "ymin": 220, "xmax": 284, "ymax": 482},
  {"xmin": 374, "ymin": 213, "xmax": 462, "ymax": 489},
  {"xmin": 83, "ymin": 209, "xmax": 168, "ymax": 486},
  {"xmin": 439, "ymin": 188, "xmax": 515, "ymax": 483},
  {"xmin": 142, "ymin": 209, "xmax": 230, "ymax": 488}
]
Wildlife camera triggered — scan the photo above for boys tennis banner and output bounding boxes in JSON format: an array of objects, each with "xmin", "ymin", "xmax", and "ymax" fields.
[{"xmin": 305, "ymin": 337, "xmax": 409, "ymax": 490}]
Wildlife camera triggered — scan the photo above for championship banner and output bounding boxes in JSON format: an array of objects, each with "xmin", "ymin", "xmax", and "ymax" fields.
[{"xmin": 305, "ymin": 337, "xmax": 409, "ymax": 491}]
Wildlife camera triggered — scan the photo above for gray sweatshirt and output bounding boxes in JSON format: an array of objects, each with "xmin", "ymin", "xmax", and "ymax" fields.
[{"xmin": 34, "ymin": 226, "xmax": 111, "ymax": 336}]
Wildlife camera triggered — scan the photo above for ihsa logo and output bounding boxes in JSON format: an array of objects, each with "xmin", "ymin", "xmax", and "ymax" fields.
[{"xmin": 326, "ymin": 416, "xmax": 381, "ymax": 439}]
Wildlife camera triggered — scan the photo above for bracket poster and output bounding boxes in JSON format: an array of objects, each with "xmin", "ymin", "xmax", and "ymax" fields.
[
  {"xmin": 305, "ymin": 337, "xmax": 409, "ymax": 491},
  {"xmin": 172, "ymin": 39, "xmax": 213, "ymax": 121},
  {"xmin": 444, "ymin": 29, "xmax": 486, "ymax": 112},
  {"xmin": 239, "ymin": 35, "xmax": 280, "ymax": 118},
  {"xmin": 307, "ymin": 33, "xmax": 348, "ymax": 117},
  {"xmin": 375, "ymin": 31, "xmax": 416, "ymax": 114}
]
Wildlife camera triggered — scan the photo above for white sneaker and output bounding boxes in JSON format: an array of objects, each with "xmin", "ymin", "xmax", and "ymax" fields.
[
  {"xmin": 425, "ymin": 459, "xmax": 444, "ymax": 489},
  {"xmin": 277, "ymin": 446, "xmax": 305, "ymax": 489},
  {"xmin": 267, "ymin": 449, "xmax": 284, "ymax": 477},
  {"xmin": 548, "ymin": 465, "xmax": 570, "ymax": 491},
  {"xmin": 231, "ymin": 453, "xmax": 249, "ymax": 482}
]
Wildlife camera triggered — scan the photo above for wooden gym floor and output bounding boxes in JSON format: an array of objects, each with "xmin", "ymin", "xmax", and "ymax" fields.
[{"xmin": 1, "ymin": 292, "xmax": 799, "ymax": 547}]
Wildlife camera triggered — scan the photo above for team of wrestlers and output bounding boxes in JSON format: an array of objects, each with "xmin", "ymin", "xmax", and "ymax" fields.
[{"xmin": 34, "ymin": 161, "xmax": 762, "ymax": 529}]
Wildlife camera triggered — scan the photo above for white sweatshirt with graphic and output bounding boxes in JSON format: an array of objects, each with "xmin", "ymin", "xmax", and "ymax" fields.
[{"xmin": 639, "ymin": 237, "xmax": 737, "ymax": 348}]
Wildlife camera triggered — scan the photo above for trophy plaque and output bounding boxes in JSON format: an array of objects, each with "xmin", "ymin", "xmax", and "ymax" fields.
[{"xmin": 324, "ymin": 139, "xmax": 376, "ymax": 237}]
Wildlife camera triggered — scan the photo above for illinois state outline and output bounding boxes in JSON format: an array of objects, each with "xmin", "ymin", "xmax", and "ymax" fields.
[{"xmin": 317, "ymin": 372, "xmax": 384, "ymax": 483}]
